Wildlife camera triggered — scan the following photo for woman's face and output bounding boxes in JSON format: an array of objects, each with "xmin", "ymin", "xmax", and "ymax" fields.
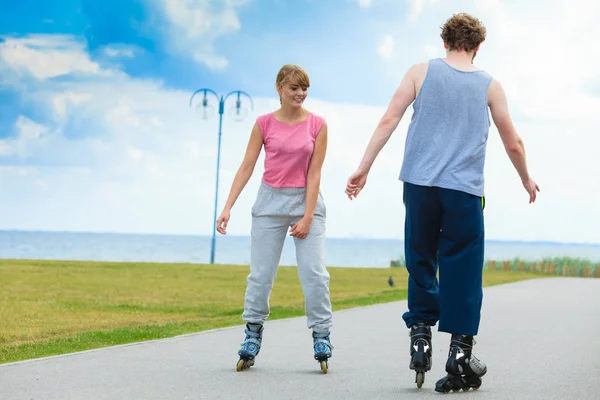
[{"xmin": 278, "ymin": 77, "xmax": 308, "ymax": 108}]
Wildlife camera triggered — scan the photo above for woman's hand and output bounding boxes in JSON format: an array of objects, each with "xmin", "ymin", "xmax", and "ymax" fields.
[
  {"xmin": 290, "ymin": 217, "xmax": 312, "ymax": 240},
  {"xmin": 216, "ymin": 209, "xmax": 231, "ymax": 235}
]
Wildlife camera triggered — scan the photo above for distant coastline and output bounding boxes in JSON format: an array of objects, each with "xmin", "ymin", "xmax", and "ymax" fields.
[
  {"xmin": 2, "ymin": 230, "xmax": 599, "ymax": 267},
  {"xmin": 1, "ymin": 229, "xmax": 598, "ymax": 247}
]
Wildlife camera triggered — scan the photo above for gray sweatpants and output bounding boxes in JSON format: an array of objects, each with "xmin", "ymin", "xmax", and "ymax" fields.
[{"xmin": 242, "ymin": 182, "xmax": 333, "ymax": 333}]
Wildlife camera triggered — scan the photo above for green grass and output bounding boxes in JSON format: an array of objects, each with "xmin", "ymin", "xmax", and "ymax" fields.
[
  {"xmin": 0, "ymin": 259, "xmax": 547, "ymax": 364},
  {"xmin": 483, "ymin": 256, "xmax": 600, "ymax": 277}
]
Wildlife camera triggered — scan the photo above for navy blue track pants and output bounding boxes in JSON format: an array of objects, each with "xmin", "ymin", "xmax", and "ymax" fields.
[{"xmin": 401, "ymin": 182, "xmax": 485, "ymax": 336}]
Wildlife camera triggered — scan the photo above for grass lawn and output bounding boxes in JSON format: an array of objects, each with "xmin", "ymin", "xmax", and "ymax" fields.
[{"xmin": 0, "ymin": 259, "xmax": 546, "ymax": 364}]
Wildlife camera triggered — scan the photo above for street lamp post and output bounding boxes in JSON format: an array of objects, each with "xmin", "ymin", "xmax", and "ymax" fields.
[{"xmin": 190, "ymin": 88, "xmax": 254, "ymax": 264}]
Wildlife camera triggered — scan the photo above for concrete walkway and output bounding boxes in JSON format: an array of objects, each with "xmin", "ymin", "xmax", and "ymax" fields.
[{"xmin": 1, "ymin": 277, "xmax": 599, "ymax": 400}]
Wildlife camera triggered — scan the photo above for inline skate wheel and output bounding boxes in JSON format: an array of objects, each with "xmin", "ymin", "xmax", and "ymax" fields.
[
  {"xmin": 236, "ymin": 358, "xmax": 253, "ymax": 371},
  {"xmin": 320, "ymin": 360, "xmax": 328, "ymax": 374},
  {"xmin": 236, "ymin": 359, "xmax": 245, "ymax": 371},
  {"xmin": 416, "ymin": 371, "xmax": 424, "ymax": 388}
]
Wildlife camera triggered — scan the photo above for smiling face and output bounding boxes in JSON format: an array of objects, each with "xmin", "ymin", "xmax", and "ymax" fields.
[
  {"xmin": 275, "ymin": 64, "xmax": 310, "ymax": 109},
  {"xmin": 278, "ymin": 77, "xmax": 308, "ymax": 108}
]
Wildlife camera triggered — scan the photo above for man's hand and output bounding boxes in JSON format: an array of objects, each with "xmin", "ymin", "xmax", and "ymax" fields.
[
  {"xmin": 290, "ymin": 217, "xmax": 312, "ymax": 240},
  {"xmin": 345, "ymin": 170, "xmax": 368, "ymax": 200},
  {"xmin": 522, "ymin": 178, "xmax": 540, "ymax": 204}
]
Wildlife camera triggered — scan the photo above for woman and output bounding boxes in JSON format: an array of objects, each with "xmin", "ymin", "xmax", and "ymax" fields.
[{"xmin": 216, "ymin": 64, "xmax": 333, "ymax": 373}]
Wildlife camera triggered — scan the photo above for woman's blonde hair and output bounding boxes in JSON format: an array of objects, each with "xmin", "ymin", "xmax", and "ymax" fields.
[{"xmin": 276, "ymin": 64, "xmax": 310, "ymax": 89}]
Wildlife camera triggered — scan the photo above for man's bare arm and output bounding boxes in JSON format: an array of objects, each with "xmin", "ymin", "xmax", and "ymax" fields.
[
  {"xmin": 488, "ymin": 78, "xmax": 540, "ymax": 203},
  {"xmin": 488, "ymin": 79, "xmax": 530, "ymax": 182},
  {"xmin": 355, "ymin": 64, "xmax": 422, "ymax": 174}
]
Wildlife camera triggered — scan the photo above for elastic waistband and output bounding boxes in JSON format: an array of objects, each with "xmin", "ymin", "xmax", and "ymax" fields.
[{"xmin": 260, "ymin": 181, "xmax": 306, "ymax": 195}]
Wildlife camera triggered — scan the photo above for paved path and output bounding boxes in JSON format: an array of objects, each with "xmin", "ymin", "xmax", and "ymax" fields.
[{"xmin": 1, "ymin": 277, "xmax": 599, "ymax": 400}]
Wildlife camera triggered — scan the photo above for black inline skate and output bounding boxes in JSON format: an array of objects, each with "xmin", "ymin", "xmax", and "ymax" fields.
[
  {"xmin": 409, "ymin": 322, "xmax": 432, "ymax": 388},
  {"xmin": 435, "ymin": 334, "xmax": 487, "ymax": 393}
]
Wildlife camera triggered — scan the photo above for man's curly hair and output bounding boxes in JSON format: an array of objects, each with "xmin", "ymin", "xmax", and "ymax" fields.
[{"xmin": 440, "ymin": 13, "xmax": 487, "ymax": 52}]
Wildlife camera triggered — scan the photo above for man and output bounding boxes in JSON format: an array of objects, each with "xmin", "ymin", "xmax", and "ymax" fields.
[{"xmin": 345, "ymin": 13, "xmax": 539, "ymax": 392}]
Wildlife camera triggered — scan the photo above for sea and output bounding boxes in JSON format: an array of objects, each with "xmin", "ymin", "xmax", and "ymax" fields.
[{"xmin": 1, "ymin": 230, "xmax": 599, "ymax": 268}]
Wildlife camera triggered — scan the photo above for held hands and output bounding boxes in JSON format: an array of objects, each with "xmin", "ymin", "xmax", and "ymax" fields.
[
  {"xmin": 345, "ymin": 170, "xmax": 368, "ymax": 200},
  {"xmin": 522, "ymin": 178, "xmax": 540, "ymax": 204},
  {"xmin": 216, "ymin": 209, "xmax": 230, "ymax": 235},
  {"xmin": 290, "ymin": 216, "xmax": 312, "ymax": 240}
]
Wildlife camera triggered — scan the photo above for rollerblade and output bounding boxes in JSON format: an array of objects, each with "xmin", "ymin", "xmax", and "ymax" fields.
[
  {"xmin": 435, "ymin": 334, "xmax": 487, "ymax": 393},
  {"xmin": 236, "ymin": 323, "xmax": 263, "ymax": 371},
  {"xmin": 312, "ymin": 330, "xmax": 334, "ymax": 374},
  {"xmin": 408, "ymin": 322, "xmax": 432, "ymax": 388}
]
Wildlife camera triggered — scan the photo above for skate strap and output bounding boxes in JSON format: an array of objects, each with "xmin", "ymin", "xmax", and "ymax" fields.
[
  {"xmin": 244, "ymin": 329, "xmax": 262, "ymax": 338},
  {"xmin": 313, "ymin": 337, "xmax": 333, "ymax": 350},
  {"xmin": 243, "ymin": 337, "xmax": 261, "ymax": 346},
  {"xmin": 409, "ymin": 325, "xmax": 431, "ymax": 337},
  {"xmin": 451, "ymin": 339, "xmax": 473, "ymax": 349},
  {"xmin": 413, "ymin": 338, "xmax": 430, "ymax": 345}
]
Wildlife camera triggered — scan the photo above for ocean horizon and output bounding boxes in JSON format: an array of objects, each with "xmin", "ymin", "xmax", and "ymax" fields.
[{"xmin": 1, "ymin": 230, "xmax": 599, "ymax": 268}]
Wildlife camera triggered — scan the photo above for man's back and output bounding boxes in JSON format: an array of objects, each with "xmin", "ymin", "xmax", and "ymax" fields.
[{"xmin": 399, "ymin": 58, "xmax": 493, "ymax": 197}]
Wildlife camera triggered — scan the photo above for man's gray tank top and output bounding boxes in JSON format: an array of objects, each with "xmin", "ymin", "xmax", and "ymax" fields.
[{"xmin": 399, "ymin": 58, "xmax": 493, "ymax": 197}]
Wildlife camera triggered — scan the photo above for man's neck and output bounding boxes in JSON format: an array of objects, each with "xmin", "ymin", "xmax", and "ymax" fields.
[{"xmin": 445, "ymin": 49, "xmax": 476, "ymax": 65}]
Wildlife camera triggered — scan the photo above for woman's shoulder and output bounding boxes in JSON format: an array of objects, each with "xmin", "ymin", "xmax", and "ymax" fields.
[
  {"xmin": 255, "ymin": 112, "xmax": 275, "ymax": 134},
  {"xmin": 305, "ymin": 111, "xmax": 326, "ymax": 136},
  {"xmin": 305, "ymin": 110, "xmax": 325, "ymax": 122},
  {"xmin": 256, "ymin": 112, "xmax": 275, "ymax": 123}
]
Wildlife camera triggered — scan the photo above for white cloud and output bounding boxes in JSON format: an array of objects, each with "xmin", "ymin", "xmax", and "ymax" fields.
[
  {"xmin": 424, "ymin": 44, "xmax": 439, "ymax": 58},
  {"xmin": 52, "ymin": 92, "xmax": 92, "ymax": 119},
  {"xmin": 1, "ymin": 116, "xmax": 50, "ymax": 158},
  {"xmin": 106, "ymin": 104, "xmax": 142, "ymax": 128},
  {"xmin": 193, "ymin": 53, "xmax": 229, "ymax": 70},
  {"xmin": 156, "ymin": 0, "xmax": 249, "ymax": 70},
  {"xmin": 408, "ymin": 0, "xmax": 441, "ymax": 22},
  {"xmin": 358, "ymin": 0, "xmax": 373, "ymax": 7},
  {"xmin": 0, "ymin": 35, "xmax": 109, "ymax": 79},
  {"xmin": 126, "ymin": 146, "xmax": 143, "ymax": 164},
  {"xmin": 473, "ymin": 0, "xmax": 600, "ymax": 122},
  {"xmin": 104, "ymin": 47, "xmax": 135, "ymax": 58},
  {"xmin": 225, "ymin": 0, "xmax": 250, "ymax": 6},
  {"xmin": 409, "ymin": 0, "xmax": 424, "ymax": 21},
  {"xmin": 0, "ymin": 142, "xmax": 10, "ymax": 156},
  {"xmin": 378, "ymin": 35, "xmax": 395, "ymax": 58}
]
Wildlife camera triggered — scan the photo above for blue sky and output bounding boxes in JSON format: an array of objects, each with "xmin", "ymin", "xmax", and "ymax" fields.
[
  {"xmin": 0, "ymin": 0, "xmax": 405, "ymax": 141},
  {"xmin": 1, "ymin": 0, "xmax": 408, "ymax": 105},
  {"xmin": 1, "ymin": 0, "xmax": 600, "ymax": 243}
]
